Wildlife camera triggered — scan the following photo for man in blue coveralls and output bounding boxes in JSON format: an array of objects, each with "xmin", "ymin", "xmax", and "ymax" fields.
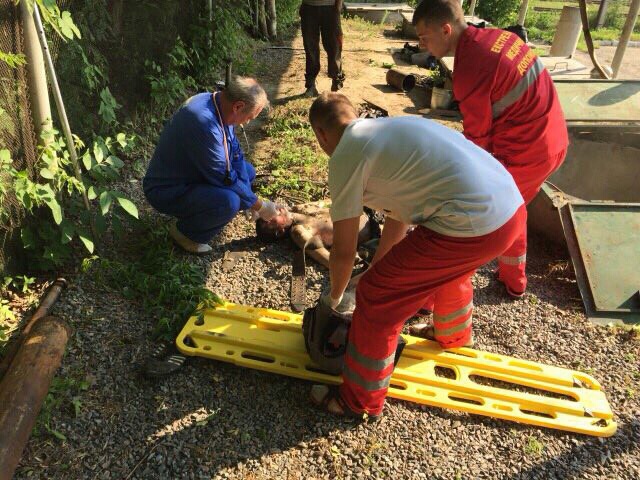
[{"xmin": 144, "ymin": 76, "xmax": 282, "ymax": 254}]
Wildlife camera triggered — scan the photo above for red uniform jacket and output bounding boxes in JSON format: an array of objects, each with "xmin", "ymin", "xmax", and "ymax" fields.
[{"xmin": 453, "ymin": 26, "xmax": 568, "ymax": 172}]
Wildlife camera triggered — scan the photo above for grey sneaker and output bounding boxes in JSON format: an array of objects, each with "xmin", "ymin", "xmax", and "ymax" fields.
[
  {"xmin": 304, "ymin": 85, "xmax": 319, "ymax": 97},
  {"xmin": 169, "ymin": 220, "xmax": 212, "ymax": 255}
]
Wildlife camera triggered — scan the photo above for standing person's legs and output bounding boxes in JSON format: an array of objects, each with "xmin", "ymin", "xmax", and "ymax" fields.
[
  {"xmin": 497, "ymin": 149, "xmax": 566, "ymax": 296},
  {"xmin": 432, "ymin": 273, "xmax": 474, "ymax": 347},
  {"xmin": 339, "ymin": 206, "xmax": 526, "ymax": 416},
  {"xmin": 300, "ymin": 4, "xmax": 321, "ymax": 91},
  {"xmin": 318, "ymin": 5, "xmax": 344, "ymax": 90}
]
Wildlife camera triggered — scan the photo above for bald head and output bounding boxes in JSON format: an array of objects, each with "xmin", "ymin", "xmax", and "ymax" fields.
[
  {"xmin": 309, "ymin": 93, "xmax": 358, "ymax": 131},
  {"xmin": 309, "ymin": 93, "xmax": 358, "ymax": 156}
]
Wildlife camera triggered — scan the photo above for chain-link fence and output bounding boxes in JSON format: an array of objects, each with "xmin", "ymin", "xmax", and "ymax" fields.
[{"xmin": 0, "ymin": 0, "xmax": 39, "ymax": 273}]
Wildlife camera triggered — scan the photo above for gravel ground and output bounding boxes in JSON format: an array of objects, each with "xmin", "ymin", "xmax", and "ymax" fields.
[
  {"xmin": 12, "ymin": 20, "xmax": 640, "ymax": 480},
  {"xmin": 13, "ymin": 215, "xmax": 640, "ymax": 480}
]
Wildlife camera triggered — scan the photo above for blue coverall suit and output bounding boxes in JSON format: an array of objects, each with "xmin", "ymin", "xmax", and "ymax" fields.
[{"xmin": 143, "ymin": 92, "xmax": 257, "ymax": 243}]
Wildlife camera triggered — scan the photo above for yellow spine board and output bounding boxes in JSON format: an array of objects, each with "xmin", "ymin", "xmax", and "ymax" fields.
[{"xmin": 176, "ymin": 303, "xmax": 616, "ymax": 437}]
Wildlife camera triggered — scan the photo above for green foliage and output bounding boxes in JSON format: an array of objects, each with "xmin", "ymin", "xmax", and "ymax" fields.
[
  {"xmin": 145, "ymin": 38, "xmax": 197, "ymax": 116},
  {"xmin": 0, "ymin": 298, "xmax": 16, "ymax": 349},
  {"xmin": 1, "ymin": 130, "xmax": 138, "ymax": 270},
  {"xmin": 601, "ymin": 0, "xmax": 626, "ymax": 30},
  {"xmin": 90, "ymin": 219, "xmax": 223, "ymax": 340},
  {"xmin": 0, "ymin": 52, "xmax": 26, "ymax": 68},
  {"xmin": 98, "ymin": 87, "xmax": 121, "ymax": 126},
  {"xmin": 20, "ymin": 0, "xmax": 81, "ymax": 41},
  {"xmin": 472, "ymin": 0, "xmax": 520, "ymax": 27},
  {"xmin": 257, "ymin": 99, "xmax": 328, "ymax": 202},
  {"xmin": 524, "ymin": 436, "xmax": 544, "ymax": 456},
  {"xmin": 36, "ymin": 375, "xmax": 89, "ymax": 441}
]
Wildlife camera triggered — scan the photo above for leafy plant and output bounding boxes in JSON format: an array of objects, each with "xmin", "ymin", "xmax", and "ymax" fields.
[
  {"xmin": 1, "ymin": 129, "xmax": 139, "ymax": 269},
  {"xmin": 0, "ymin": 52, "xmax": 26, "ymax": 68},
  {"xmin": 470, "ymin": 0, "xmax": 519, "ymax": 27},
  {"xmin": 146, "ymin": 38, "xmax": 197, "ymax": 115},
  {"xmin": 257, "ymin": 99, "xmax": 328, "ymax": 202},
  {"xmin": 91, "ymin": 219, "xmax": 223, "ymax": 340},
  {"xmin": 0, "ymin": 298, "xmax": 16, "ymax": 349},
  {"xmin": 98, "ymin": 87, "xmax": 121, "ymax": 126},
  {"xmin": 35, "ymin": 375, "xmax": 90, "ymax": 441},
  {"xmin": 14, "ymin": 275, "xmax": 36, "ymax": 293},
  {"xmin": 524, "ymin": 436, "xmax": 544, "ymax": 456},
  {"xmin": 20, "ymin": 0, "xmax": 81, "ymax": 41}
]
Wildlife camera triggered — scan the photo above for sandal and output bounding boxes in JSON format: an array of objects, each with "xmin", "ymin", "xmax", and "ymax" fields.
[
  {"xmin": 408, "ymin": 324, "xmax": 475, "ymax": 348},
  {"xmin": 143, "ymin": 342, "xmax": 188, "ymax": 379},
  {"xmin": 310, "ymin": 385, "xmax": 379, "ymax": 420}
]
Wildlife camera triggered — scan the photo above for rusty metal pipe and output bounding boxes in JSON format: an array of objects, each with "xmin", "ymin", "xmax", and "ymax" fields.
[
  {"xmin": 0, "ymin": 316, "xmax": 71, "ymax": 480},
  {"xmin": 386, "ymin": 69, "xmax": 417, "ymax": 92},
  {"xmin": 0, "ymin": 278, "xmax": 67, "ymax": 380}
]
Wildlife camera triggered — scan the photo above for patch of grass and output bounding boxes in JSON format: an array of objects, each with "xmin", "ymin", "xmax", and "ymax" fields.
[
  {"xmin": 89, "ymin": 218, "xmax": 223, "ymax": 340},
  {"xmin": 524, "ymin": 436, "xmax": 544, "ymax": 456},
  {"xmin": 343, "ymin": 16, "xmax": 384, "ymax": 40},
  {"xmin": 35, "ymin": 375, "xmax": 90, "ymax": 441},
  {"xmin": 257, "ymin": 99, "xmax": 328, "ymax": 203},
  {"xmin": 526, "ymin": 4, "xmax": 640, "ymax": 48}
]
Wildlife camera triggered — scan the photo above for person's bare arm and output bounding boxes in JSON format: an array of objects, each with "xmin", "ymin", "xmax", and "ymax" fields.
[
  {"xmin": 370, "ymin": 216, "xmax": 410, "ymax": 266},
  {"xmin": 329, "ymin": 217, "xmax": 360, "ymax": 301}
]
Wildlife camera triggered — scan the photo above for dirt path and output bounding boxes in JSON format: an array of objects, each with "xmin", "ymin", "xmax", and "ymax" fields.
[{"xmin": 12, "ymin": 19, "xmax": 640, "ymax": 480}]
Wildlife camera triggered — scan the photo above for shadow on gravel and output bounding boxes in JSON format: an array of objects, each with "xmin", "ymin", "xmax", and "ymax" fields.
[
  {"xmin": 504, "ymin": 419, "xmax": 640, "ymax": 480},
  {"xmin": 131, "ymin": 362, "xmax": 365, "ymax": 477}
]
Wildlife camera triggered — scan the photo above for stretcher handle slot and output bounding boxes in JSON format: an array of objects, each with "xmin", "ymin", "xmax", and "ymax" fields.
[
  {"xmin": 469, "ymin": 374, "xmax": 578, "ymax": 402},
  {"xmin": 520, "ymin": 408, "xmax": 556, "ymax": 419},
  {"xmin": 448, "ymin": 393, "xmax": 484, "ymax": 406},
  {"xmin": 434, "ymin": 365, "xmax": 458, "ymax": 380},
  {"xmin": 241, "ymin": 351, "xmax": 276, "ymax": 363}
]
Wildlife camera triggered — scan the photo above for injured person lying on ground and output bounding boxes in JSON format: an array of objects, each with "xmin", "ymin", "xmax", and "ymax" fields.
[{"xmin": 255, "ymin": 201, "xmax": 381, "ymax": 268}]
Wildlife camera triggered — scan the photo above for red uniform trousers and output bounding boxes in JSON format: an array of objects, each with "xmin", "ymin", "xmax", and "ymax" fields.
[
  {"xmin": 341, "ymin": 205, "xmax": 527, "ymax": 416},
  {"xmin": 496, "ymin": 149, "xmax": 566, "ymax": 294}
]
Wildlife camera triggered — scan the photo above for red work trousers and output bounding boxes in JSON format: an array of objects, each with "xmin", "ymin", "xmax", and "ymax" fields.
[
  {"xmin": 341, "ymin": 205, "xmax": 527, "ymax": 416},
  {"xmin": 497, "ymin": 149, "xmax": 567, "ymax": 294}
]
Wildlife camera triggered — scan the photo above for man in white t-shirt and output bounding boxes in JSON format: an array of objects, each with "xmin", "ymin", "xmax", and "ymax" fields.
[{"xmin": 307, "ymin": 93, "xmax": 526, "ymax": 419}]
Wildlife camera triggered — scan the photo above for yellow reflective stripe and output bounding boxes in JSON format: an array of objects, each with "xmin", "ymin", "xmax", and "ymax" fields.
[
  {"xmin": 346, "ymin": 343, "xmax": 396, "ymax": 371},
  {"xmin": 433, "ymin": 302, "xmax": 474, "ymax": 324},
  {"xmin": 492, "ymin": 57, "xmax": 544, "ymax": 119},
  {"xmin": 434, "ymin": 316, "xmax": 472, "ymax": 337},
  {"xmin": 498, "ymin": 254, "xmax": 527, "ymax": 266},
  {"xmin": 343, "ymin": 364, "xmax": 392, "ymax": 391}
]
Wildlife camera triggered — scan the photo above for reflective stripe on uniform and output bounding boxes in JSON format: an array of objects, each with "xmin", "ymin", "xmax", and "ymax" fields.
[
  {"xmin": 498, "ymin": 254, "xmax": 527, "ymax": 266},
  {"xmin": 491, "ymin": 57, "xmax": 544, "ymax": 119},
  {"xmin": 343, "ymin": 364, "xmax": 392, "ymax": 391},
  {"xmin": 346, "ymin": 343, "xmax": 396, "ymax": 371},
  {"xmin": 433, "ymin": 302, "xmax": 474, "ymax": 324},
  {"xmin": 434, "ymin": 316, "xmax": 472, "ymax": 337}
]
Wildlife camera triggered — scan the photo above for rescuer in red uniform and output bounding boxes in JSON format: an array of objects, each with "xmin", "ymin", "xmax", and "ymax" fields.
[{"xmin": 412, "ymin": 0, "xmax": 568, "ymax": 298}]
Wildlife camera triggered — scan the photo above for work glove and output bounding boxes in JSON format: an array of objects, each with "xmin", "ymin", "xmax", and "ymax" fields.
[
  {"xmin": 257, "ymin": 199, "xmax": 280, "ymax": 221},
  {"xmin": 245, "ymin": 209, "xmax": 260, "ymax": 222},
  {"xmin": 320, "ymin": 291, "xmax": 343, "ymax": 311},
  {"xmin": 320, "ymin": 286, "xmax": 356, "ymax": 314}
]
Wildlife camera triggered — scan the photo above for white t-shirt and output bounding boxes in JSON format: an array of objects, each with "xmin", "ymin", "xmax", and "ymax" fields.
[{"xmin": 329, "ymin": 116, "xmax": 523, "ymax": 237}]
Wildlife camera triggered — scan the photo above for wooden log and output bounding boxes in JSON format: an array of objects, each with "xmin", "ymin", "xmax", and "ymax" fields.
[
  {"xmin": 0, "ymin": 278, "xmax": 67, "ymax": 379},
  {"xmin": 0, "ymin": 316, "xmax": 72, "ymax": 480}
]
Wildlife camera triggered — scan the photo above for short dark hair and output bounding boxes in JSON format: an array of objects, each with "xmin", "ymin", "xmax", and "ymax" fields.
[
  {"xmin": 309, "ymin": 92, "xmax": 357, "ymax": 131},
  {"xmin": 412, "ymin": 0, "xmax": 464, "ymax": 26},
  {"xmin": 255, "ymin": 218, "xmax": 291, "ymax": 242}
]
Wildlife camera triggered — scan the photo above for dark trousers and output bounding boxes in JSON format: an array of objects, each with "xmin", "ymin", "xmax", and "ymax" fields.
[{"xmin": 300, "ymin": 3, "xmax": 343, "ymax": 88}]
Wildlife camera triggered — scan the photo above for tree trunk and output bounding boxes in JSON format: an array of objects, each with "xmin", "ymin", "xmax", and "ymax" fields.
[
  {"xmin": 266, "ymin": 0, "xmax": 277, "ymax": 38},
  {"xmin": 594, "ymin": 0, "xmax": 611, "ymax": 28},
  {"xmin": 258, "ymin": 0, "xmax": 269, "ymax": 39}
]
